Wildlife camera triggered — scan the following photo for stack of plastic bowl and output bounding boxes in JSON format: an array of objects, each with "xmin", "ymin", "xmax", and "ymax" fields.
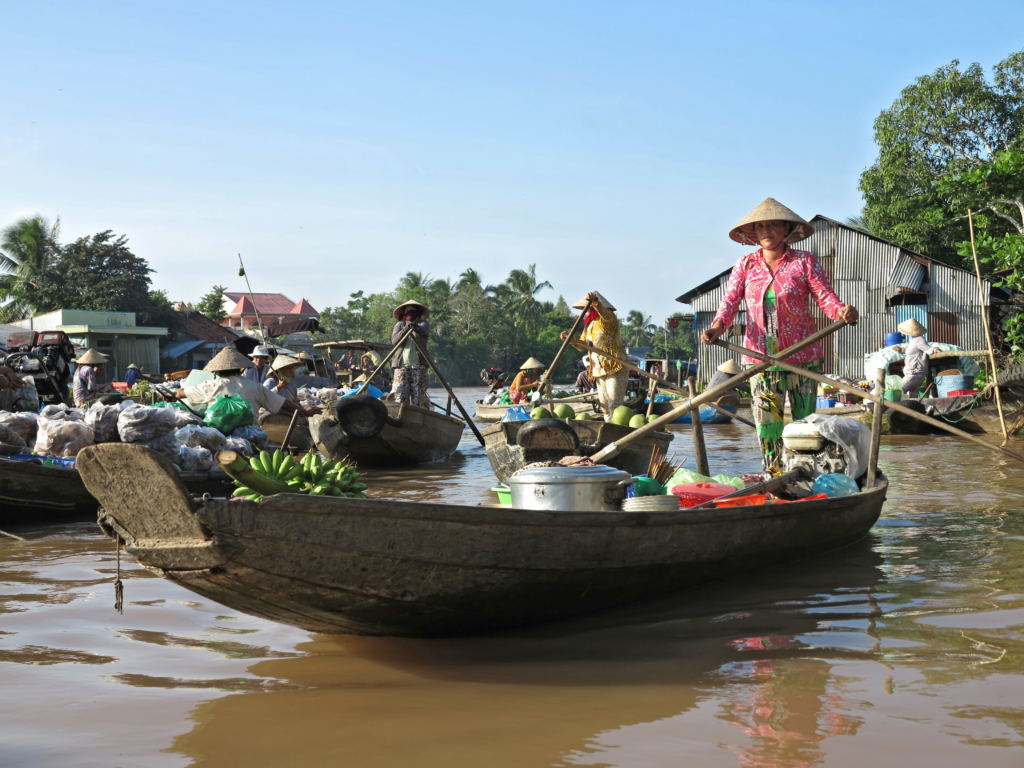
[{"xmin": 622, "ymin": 495, "xmax": 680, "ymax": 512}]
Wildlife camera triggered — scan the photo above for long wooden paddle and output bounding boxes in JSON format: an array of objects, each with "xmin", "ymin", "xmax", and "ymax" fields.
[
  {"xmin": 410, "ymin": 335, "xmax": 486, "ymax": 446},
  {"xmin": 571, "ymin": 338, "xmax": 756, "ymax": 428},
  {"xmin": 536, "ymin": 300, "xmax": 593, "ymax": 401},
  {"xmin": 969, "ymin": 209, "xmax": 1009, "ymax": 442},
  {"xmin": 713, "ymin": 338, "xmax": 1024, "ymax": 465},
  {"xmin": 589, "ymin": 320, "xmax": 849, "ymax": 462},
  {"xmin": 356, "ymin": 327, "xmax": 411, "ymax": 396}
]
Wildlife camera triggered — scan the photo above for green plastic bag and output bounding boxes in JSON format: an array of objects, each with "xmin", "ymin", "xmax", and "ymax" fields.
[
  {"xmin": 203, "ymin": 393, "xmax": 254, "ymax": 434},
  {"xmin": 632, "ymin": 477, "xmax": 667, "ymax": 497},
  {"xmin": 498, "ymin": 391, "xmax": 513, "ymax": 405}
]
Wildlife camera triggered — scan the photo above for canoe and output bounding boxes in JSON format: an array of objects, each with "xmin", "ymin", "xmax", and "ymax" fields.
[
  {"xmin": 309, "ymin": 400, "xmax": 464, "ymax": 466},
  {"xmin": 481, "ymin": 419, "xmax": 674, "ymax": 484},
  {"xmin": 0, "ymin": 454, "xmax": 228, "ymax": 524},
  {"xmin": 79, "ymin": 443, "xmax": 888, "ymax": 637},
  {"xmin": 474, "ymin": 399, "xmax": 599, "ymax": 423},
  {"xmin": 257, "ymin": 412, "xmax": 315, "ymax": 452}
]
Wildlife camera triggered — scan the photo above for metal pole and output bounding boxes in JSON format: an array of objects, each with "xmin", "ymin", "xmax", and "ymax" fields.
[{"xmin": 237, "ymin": 253, "xmax": 268, "ymax": 344}]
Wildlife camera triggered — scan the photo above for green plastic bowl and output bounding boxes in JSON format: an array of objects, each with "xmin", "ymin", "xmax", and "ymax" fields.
[{"xmin": 490, "ymin": 485, "xmax": 512, "ymax": 505}]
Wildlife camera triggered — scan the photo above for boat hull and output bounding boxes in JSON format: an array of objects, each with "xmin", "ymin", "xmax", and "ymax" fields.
[
  {"xmin": 310, "ymin": 401, "xmax": 464, "ymax": 466},
  {"xmin": 649, "ymin": 401, "xmax": 736, "ymax": 424},
  {"xmin": 474, "ymin": 399, "xmax": 599, "ymax": 423},
  {"xmin": 483, "ymin": 418, "xmax": 674, "ymax": 483},
  {"xmin": 257, "ymin": 412, "xmax": 315, "ymax": 451},
  {"xmin": 80, "ymin": 443, "xmax": 887, "ymax": 637}
]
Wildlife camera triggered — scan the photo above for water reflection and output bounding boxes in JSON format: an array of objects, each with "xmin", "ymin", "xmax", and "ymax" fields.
[{"xmin": 2, "ymin": 387, "xmax": 1024, "ymax": 767}]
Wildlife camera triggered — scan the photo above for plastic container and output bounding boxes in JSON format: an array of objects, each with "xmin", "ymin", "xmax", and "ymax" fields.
[
  {"xmin": 816, "ymin": 396, "xmax": 837, "ymax": 409},
  {"xmin": 490, "ymin": 485, "xmax": 511, "ymax": 505},
  {"xmin": 936, "ymin": 374, "xmax": 975, "ymax": 398},
  {"xmin": 671, "ymin": 482, "xmax": 736, "ymax": 508},
  {"xmin": 884, "ymin": 389, "xmax": 902, "ymax": 402},
  {"xmin": 885, "ymin": 332, "xmax": 905, "ymax": 347},
  {"xmin": 810, "ymin": 473, "xmax": 859, "ymax": 498},
  {"xmin": 947, "ymin": 389, "xmax": 982, "ymax": 398},
  {"xmin": 782, "ymin": 421, "xmax": 826, "ymax": 452}
]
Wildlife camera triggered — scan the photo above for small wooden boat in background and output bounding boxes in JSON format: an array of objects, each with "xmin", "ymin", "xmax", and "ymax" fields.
[
  {"xmin": 481, "ymin": 418, "xmax": 674, "ymax": 483},
  {"xmin": 648, "ymin": 393, "xmax": 741, "ymax": 425},
  {"xmin": 80, "ymin": 443, "xmax": 887, "ymax": 637},
  {"xmin": 474, "ymin": 398, "xmax": 599, "ymax": 423}
]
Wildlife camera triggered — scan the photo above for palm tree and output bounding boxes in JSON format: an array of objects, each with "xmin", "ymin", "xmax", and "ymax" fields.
[
  {"xmin": 624, "ymin": 310, "xmax": 656, "ymax": 347},
  {"xmin": 0, "ymin": 214, "xmax": 60, "ymax": 321},
  {"xmin": 494, "ymin": 264, "xmax": 552, "ymax": 338},
  {"xmin": 845, "ymin": 214, "xmax": 872, "ymax": 234},
  {"xmin": 397, "ymin": 271, "xmax": 431, "ymax": 294},
  {"xmin": 456, "ymin": 268, "xmax": 482, "ymax": 290}
]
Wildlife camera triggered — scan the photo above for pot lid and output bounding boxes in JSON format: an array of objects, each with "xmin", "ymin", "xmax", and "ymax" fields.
[{"xmin": 507, "ymin": 465, "xmax": 631, "ymax": 485}]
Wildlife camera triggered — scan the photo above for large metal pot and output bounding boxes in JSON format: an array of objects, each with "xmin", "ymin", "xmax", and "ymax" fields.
[{"xmin": 507, "ymin": 465, "xmax": 633, "ymax": 512}]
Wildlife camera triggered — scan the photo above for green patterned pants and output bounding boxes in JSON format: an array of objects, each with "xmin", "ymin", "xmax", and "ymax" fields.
[{"xmin": 747, "ymin": 362, "xmax": 820, "ymax": 472}]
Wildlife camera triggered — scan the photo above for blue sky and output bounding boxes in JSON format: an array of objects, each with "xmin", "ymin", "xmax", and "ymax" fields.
[{"xmin": 2, "ymin": 1, "xmax": 1022, "ymax": 325}]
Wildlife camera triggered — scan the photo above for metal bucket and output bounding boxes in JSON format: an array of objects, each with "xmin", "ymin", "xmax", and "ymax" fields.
[{"xmin": 507, "ymin": 465, "xmax": 633, "ymax": 512}]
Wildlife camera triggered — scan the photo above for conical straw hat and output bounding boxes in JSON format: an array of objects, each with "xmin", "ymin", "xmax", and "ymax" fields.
[
  {"xmin": 717, "ymin": 359, "xmax": 741, "ymax": 375},
  {"xmin": 204, "ymin": 346, "xmax": 255, "ymax": 372},
  {"xmin": 729, "ymin": 198, "xmax": 815, "ymax": 245},
  {"xmin": 571, "ymin": 291, "xmax": 616, "ymax": 311},
  {"xmin": 76, "ymin": 349, "xmax": 107, "ymax": 365},
  {"xmin": 897, "ymin": 318, "xmax": 927, "ymax": 338},
  {"xmin": 126, "ymin": 363, "xmax": 141, "ymax": 370},
  {"xmin": 520, "ymin": 357, "xmax": 545, "ymax": 370},
  {"xmin": 393, "ymin": 299, "xmax": 431, "ymax": 320},
  {"xmin": 270, "ymin": 354, "xmax": 304, "ymax": 372}
]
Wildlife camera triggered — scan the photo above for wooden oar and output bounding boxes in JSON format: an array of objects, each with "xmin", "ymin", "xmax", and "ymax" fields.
[
  {"xmin": 410, "ymin": 335, "xmax": 486, "ymax": 446},
  {"xmin": 590, "ymin": 321, "xmax": 849, "ymax": 462},
  {"xmin": 536, "ymin": 300, "xmax": 593, "ymax": 400},
  {"xmin": 969, "ymin": 209, "xmax": 1009, "ymax": 442},
  {"xmin": 357, "ymin": 326, "xmax": 414, "ymax": 396},
  {"xmin": 571, "ymin": 338, "xmax": 756, "ymax": 427},
  {"xmin": 713, "ymin": 338, "xmax": 1024, "ymax": 465}
]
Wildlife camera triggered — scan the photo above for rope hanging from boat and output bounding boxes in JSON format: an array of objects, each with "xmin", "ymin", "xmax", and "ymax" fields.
[{"xmin": 113, "ymin": 536, "xmax": 124, "ymax": 614}]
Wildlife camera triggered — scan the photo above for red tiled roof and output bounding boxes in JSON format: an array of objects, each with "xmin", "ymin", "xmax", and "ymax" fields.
[
  {"xmin": 291, "ymin": 298, "xmax": 318, "ymax": 316},
  {"xmin": 223, "ymin": 292, "xmax": 297, "ymax": 315}
]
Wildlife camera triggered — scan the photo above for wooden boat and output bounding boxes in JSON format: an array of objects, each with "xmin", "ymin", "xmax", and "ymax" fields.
[
  {"xmin": 474, "ymin": 398, "xmax": 599, "ymax": 423},
  {"xmin": 80, "ymin": 443, "xmax": 888, "ymax": 637},
  {"xmin": 482, "ymin": 418, "xmax": 674, "ymax": 483},
  {"xmin": 257, "ymin": 412, "xmax": 315, "ymax": 452},
  {"xmin": 0, "ymin": 454, "xmax": 228, "ymax": 524},
  {"xmin": 309, "ymin": 398, "xmax": 464, "ymax": 466},
  {"xmin": 648, "ymin": 394, "xmax": 741, "ymax": 425}
]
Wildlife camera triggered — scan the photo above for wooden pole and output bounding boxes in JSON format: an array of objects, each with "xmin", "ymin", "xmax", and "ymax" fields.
[
  {"xmin": 589, "ymin": 320, "xmax": 849, "ymax": 463},
  {"xmin": 410, "ymin": 335, "xmax": 486, "ymax": 446},
  {"xmin": 713, "ymin": 338, "xmax": 1024, "ymax": 465},
  {"xmin": 571, "ymin": 337, "xmax": 755, "ymax": 427},
  {"xmin": 357, "ymin": 327, "xmax": 412, "ymax": 396},
  {"xmin": 865, "ymin": 367, "xmax": 885, "ymax": 490},
  {"xmin": 646, "ymin": 380, "xmax": 657, "ymax": 418},
  {"xmin": 281, "ymin": 407, "xmax": 301, "ymax": 454},
  {"xmin": 538, "ymin": 300, "xmax": 593, "ymax": 398},
  {"xmin": 968, "ymin": 209, "xmax": 1009, "ymax": 443},
  {"xmin": 688, "ymin": 376, "xmax": 710, "ymax": 476}
]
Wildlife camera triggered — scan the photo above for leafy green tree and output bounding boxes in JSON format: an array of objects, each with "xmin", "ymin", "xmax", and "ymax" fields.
[
  {"xmin": 490, "ymin": 264, "xmax": 553, "ymax": 342},
  {"xmin": 859, "ymin": 50, "xmax": 1024, "ymax": 266},
  {"xmin": 0, "ymin": 214, "xmax": 60, "ymax": 320},
  {"xmin": 623, "ymin": 310, "xmax": 656, "ymax": 347},
  {"xmin": 195, "ymin": 285, "xmax": 228, "ymax": 322}
]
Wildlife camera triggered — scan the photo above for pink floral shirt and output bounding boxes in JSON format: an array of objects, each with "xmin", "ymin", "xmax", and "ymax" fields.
[{"xmin": 713, "ymin": 248, "xmax": 845, "ymax": 365}]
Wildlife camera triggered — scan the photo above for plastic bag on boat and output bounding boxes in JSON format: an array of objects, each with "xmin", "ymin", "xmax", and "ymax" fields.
[
  {"xmin": 40, "ymin": 404, "xmax": 84, "ymax": 422},
  {"xmin": 229, "ymin": 425, "xmax": 268, "ymax": 451},
  {"xmin": 203, "ymin": 394, "xmax": 254, "ymax": 435},
  {"xmin": 803, "ymin": 414, "xmax": 872, "ymax": 479},
  {"xmin": 170, "ymin": 405, "xmax": 204, "ymax": 428},
  {"xmin": 0, "ymin": 423, "xmax": 27, "ymax": 450},
  {"xmin": 175, "ymin": 424, "xmax": 227, "ymax": 451},
  {"xmin": 134, "ymin": 432, "xmax": 180, "ymax": 462},
  {"xmin": 222, "ymin": 436, "xmax": 254, "ymax": 457},
  {"xmin": 810, "ymin": 473, "xmax": 859, "ymax": 498},
  {"xmin": 15, "ymin": 375, "xmax": 39, "ymax": 412},
  {"xmin": 176, "ymin": 445, "xmax": 213, "ymax": 472},
  {"xmin": 501, "ymin": 405, "xmax": 531, "ymax": 422},
  {"xmin": 35, "ymin": 419, "xmax": 94, "ymax": 458},
  {"xmin": 84, "ymin": 401, "xmax": 126, "ymax": 443},
  {"xmin": 0, "ymin": 411, "xmax": 38, "ymax": 445},
  {"xmin": 667, "ymin": 467, "xmax": 744, "ymax": 491},
  {"xmin": 117, "ymin": 404, "xmax": 177, "ymax": 443}
]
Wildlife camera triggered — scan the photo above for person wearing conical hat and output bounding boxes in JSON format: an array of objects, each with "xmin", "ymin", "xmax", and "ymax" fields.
[
  {"xmin": 72, "ymin": 348, "xmax": 110, "ymax": 407},
  {"xmin": 562, "ymin": 291, "xmax": 628, "ymax": 417},
  {"xmin": 707, "ymin": 359, "xmax": 743, "ymax": 391},
  {"xmin": 701, "ymin": 198, "xmax": 859, "ymax": 471},
  {"xmin": 124, "ymin": 363, "xmax": 143, "ymax": 389},
  {"xmin": 263, "ymin": 354, "xmax": 305, "ymax": 404},
  {"xmin": 166, "ymin": 346, "xmax": 317, "ymax": 419},
  {"xmin": 509, "ymin": 357, "xmax": 545, "ymax": 404},
  {"xmin": 895, "ymin": 318, "xmax": 938, "ymax": 398},
  {"xmin": 390, "ymin": 300, "xmax": 431, "ymax": 408},
  {"xmin": 243, "ymin": 345, "xmax": 272, "ymax": 385}
]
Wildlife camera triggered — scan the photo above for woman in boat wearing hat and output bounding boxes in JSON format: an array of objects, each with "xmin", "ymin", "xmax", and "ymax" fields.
[
  {"xmin": 263, "ymin": 354, "xmax": 305, "ymax": 403},
  {"xmin": 561, "ymin": 291, "xmax": 629, "ymax": 417},
  {"xmin": 167, "ymin": 347, "xmax": 317, "ymax": 419},
  {"xmin": 893, "ymin": 318, "xmax": 938, "ymax": 398},
  {"xmin": 701, "ymin": 198, "xmax": 859, "ymax": 471},
  {"xmin": 72, "ymin": 349, "xmax": 112, "ymax": 407},
  {"xmin": 509, "ymin": 358, "xmax": 544, "ymax": 404},
  {"xmin": 125, "ymin": 363, "xmax": 143, "ymax": 389},
  {"xmin": 391, "ymin": 300, "xmax": 431, "ymax": 408},
  {"xmin": 243, "ymin": 345, "xmax": 272, "ymax": 384}
]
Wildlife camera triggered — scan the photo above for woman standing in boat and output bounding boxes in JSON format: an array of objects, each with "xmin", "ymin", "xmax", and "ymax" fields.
[
  {"xmin": 391, "ymin": 300, "xmax": 431, "ymax": 408},
  {"xmin": 562, "ymin": 291, "xmax": 628, "ymax": 417},
  {"xmin": 701, "ymin": 198, "xmax": 858, "ymax": 471}
]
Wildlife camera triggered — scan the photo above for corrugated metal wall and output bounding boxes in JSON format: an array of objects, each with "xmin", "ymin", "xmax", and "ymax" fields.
[{"xmin": 683, "ymin": 218, "xmax": 993, "ymax": 382}]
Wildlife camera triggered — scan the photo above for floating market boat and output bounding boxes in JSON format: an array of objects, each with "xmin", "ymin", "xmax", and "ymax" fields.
[
  {"xmin": 473, "ymin": 398, "xmax": 599, "ymax": 423},
  {"xmin": 80, "ymin": 443, "xmax": 888, "ymax": 637},
  {"xmin": 309, "ymin": 396, "xmax": 464, "ymax": 466},
  {"xmin": 0, "ymin": 454, "xmax": 228, "ymax": 524},
  {"xmin": 647, "ymin": 394, "xmax": 741, "ymax": 425},
  {"xmin": 481, "ymin": 418, "xmax": 674, "ymax": 483},
  {"xmin": 257, "ymin": 412, "xmax": 316, "ymax": 452}
]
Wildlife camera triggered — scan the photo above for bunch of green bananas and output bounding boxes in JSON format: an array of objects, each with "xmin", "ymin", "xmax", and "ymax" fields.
[{"xmin": 232, "ymin": 449, "xmax": 368, "ymax": 501}]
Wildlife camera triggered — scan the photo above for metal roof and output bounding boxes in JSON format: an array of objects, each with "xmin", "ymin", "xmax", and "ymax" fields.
[{"xmin": 313, "ymin": 339, "xmax": 393, "ymax": 351}]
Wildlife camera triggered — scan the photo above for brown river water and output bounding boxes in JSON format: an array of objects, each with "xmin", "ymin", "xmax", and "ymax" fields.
[{"xmin": 2, "ymin": 386, "xmax": 1024, "ymax": 767}]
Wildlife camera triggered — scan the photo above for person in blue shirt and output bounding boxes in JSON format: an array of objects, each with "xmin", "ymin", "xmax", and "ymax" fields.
[{"xmin": 125, "ymin": 363, "xmax": 143, "ymax": 388}]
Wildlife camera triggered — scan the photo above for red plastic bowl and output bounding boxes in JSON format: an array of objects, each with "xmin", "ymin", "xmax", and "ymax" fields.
[{"xmin": 671, "ymin": 482, "xmax": 737, "ymax": 508}]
